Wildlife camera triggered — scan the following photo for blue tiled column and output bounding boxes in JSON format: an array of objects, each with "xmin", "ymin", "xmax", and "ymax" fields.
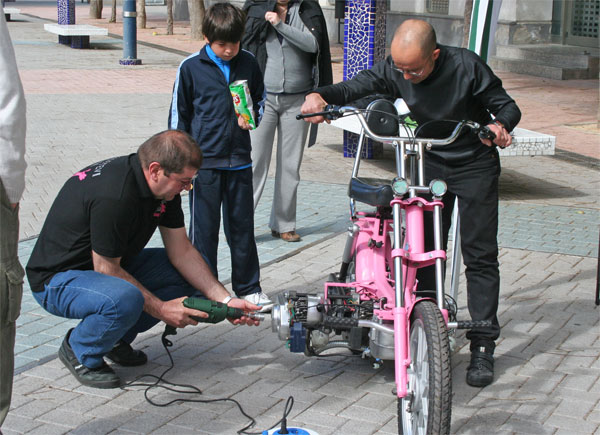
[
  {"xmin": 343, "ymin": 0, "xmax": 387, "ymax": 159},
  {"xmin": 57, "ymin": 0, "xmax": 75, "ymax": 46}
]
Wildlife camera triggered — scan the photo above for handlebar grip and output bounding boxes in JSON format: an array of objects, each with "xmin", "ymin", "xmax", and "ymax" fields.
[
  {"xmin": 478, "ymin": 126, "xmax": 496, "ymax": 141},
  {"xmin": 296, "ymin": 105, "xmax": 341, "ymax": 120}
]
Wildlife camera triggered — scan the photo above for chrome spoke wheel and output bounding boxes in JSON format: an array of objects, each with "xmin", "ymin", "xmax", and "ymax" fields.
[{"xmin": 398, "ymin": 301, "xmax": 452, "ymax": 434}]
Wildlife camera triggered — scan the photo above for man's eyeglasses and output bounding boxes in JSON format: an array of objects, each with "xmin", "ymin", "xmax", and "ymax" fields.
[
  {"xmin": 389, "ymin": 57, "xmax": 428, "ymax": 78},
  {"xmin": 165, "ymin": 172, "xmax": 197, "ymax": 189}
]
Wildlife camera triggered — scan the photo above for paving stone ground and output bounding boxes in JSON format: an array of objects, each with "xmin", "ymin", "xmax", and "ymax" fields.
[{"xmin": 3, "ymin": 5, "xmax": 600, "ymax": 435}]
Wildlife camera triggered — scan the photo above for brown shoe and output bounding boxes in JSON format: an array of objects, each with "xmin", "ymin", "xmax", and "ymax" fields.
[{"xmin": 271, "ymin": 230, "xmax": 301, "ymax": 242}]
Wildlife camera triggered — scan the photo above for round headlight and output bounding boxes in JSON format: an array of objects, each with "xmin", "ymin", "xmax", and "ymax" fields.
[
  {"xmin": 392, "ymin": 177, "xmax": 409, "ymax": 196},
  {"xmin": 429, "ymin": 179, "xmax": 447, "ymax": 197}
]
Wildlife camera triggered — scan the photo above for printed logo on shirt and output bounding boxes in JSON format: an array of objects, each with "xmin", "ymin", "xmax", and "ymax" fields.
[
  {"xmin": 73, "ymin": 169, "xmax": 91, "ymax": 181},
  {"xmin": 91, "ymin": 157, "xmax": 118, "ymax": 178},
  {"xmin": 153, "ymin": 201, "xmax": 166, "ymax": 218}
]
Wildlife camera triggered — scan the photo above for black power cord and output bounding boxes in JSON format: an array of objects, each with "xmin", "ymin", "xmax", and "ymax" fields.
[
  {"xmin": 121, "ymin": 326, "xmax": 295, "ymax": 435},
  {"xmin": 241, "ymin": 396, "xmax": 295, "ymax": 435}
]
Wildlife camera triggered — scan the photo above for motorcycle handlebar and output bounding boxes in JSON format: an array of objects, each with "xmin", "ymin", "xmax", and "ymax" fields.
[
  {"xmin": 296, "ymin": 105, "xmax": 343, "ymax": 120},
  {"xmin": 298, "ymin": 105, "xmax": 497, "ymax": 146}
]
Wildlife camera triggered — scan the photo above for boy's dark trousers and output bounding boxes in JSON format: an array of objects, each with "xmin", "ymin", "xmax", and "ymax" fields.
[
  {"xmin": 416, "ymin": 151, "xmax": 501, "ymax": 347},
  {"xmin": 189, "ymin": 167, "xmax": 261, "ymax": 297}
]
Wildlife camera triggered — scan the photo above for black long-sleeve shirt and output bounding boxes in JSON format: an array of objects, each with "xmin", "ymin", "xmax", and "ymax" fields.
[{"xmin": 315, "ymin": 44, "xmax": 521, "ymax": 165}]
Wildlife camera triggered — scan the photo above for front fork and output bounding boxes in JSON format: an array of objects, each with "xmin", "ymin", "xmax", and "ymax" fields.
[
  {"xmin": 392, "ymin": 201, "xmax": 408, "ymax": 397},
  {"xmin": 336, "ymin": 198, "xmax": 446, "ymax": 399},
  {"xmin": 392, "ymin": 198, "xmax": 447, "ymax": 398}
]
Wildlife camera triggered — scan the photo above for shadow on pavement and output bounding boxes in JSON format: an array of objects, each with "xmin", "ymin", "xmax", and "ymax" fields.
[{"xmin": 499, "ymin": 168, "xmax": 586, "ymax": 201}]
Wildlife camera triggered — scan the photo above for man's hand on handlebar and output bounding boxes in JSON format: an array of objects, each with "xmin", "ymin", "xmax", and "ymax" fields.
[
  {"xmin": 300, "ymin": 93, "xmax": 331, "ymax": 124},
  {"xmin": 483, "ymin": 122, "xmax": 512, "ymax": 149}
]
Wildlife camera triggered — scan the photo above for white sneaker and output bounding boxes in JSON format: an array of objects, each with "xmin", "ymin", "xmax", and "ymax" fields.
[{"xmin": 242, "ymin": 292, "xmax": 273, "ymax": 313}]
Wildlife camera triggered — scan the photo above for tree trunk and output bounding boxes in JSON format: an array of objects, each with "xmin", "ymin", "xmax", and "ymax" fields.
[
  {"xmin": 137, "ymin": 0, "xmax": 146, "ymax": 29},
  {"xmin": 89, "ymin": 0, "xmax": 103, "ymax": 19},
  {"xmin": 463, "ymin": 0, "xmax": 473, "ymax": 48},
  {"xmin": 187, "ymin": 0, "xmax": 205, "ymax": 40},
  {"xmin": 167, "ymin": 0, "xmax": 173, "ymax": 35},
  {"xmin": 109, "ymin": 0, "xmax": 116, "ymax": 23}
]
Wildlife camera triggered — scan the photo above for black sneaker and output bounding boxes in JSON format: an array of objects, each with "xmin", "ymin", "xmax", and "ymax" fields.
[
  {"xmin": 105, "ymin": 340, "xmax": 148, "ymax": 366},
  {"xmin": 58, "ymin": 329, "xmax": 120, "ymax": 389},
  {"xmin": 466, "ymin": 346, "xmax": 494, "ymax": 387}
]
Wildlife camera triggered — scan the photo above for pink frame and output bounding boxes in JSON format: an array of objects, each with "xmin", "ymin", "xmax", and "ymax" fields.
[{"xmin": 323, "ymin": 196, "xmax": 447, "ymax": 398}]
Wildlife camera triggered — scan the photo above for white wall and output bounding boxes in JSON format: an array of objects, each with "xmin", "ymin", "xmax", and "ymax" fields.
[
  {"xmin": 516, "ymin": 0, "xmax": 553, "ymax": 20},
  {"xmin": 448, "ymin": 0, "xmax": 466, "ymax": 17},
  {"xmin": 499, "ymin": 0, "xmax": 553, "ymax": 22},
  {"xmin": 389, "ymin": 0, "xmax": 426, "ymax": 14},
  {"xmin": 389, "ymin": 0, "xmax": 466, "ymax": 16}
]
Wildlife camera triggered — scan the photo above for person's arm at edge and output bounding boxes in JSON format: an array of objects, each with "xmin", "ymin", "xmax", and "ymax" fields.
[
  {"xmin": 470, "ymin": 52, "xmax": 522, "ymax": 148},
  {"xmin": 482, "ymin": 86, "xmax": 521, "ymax": 148},
  {"xmin": 0, "ymin": 13, "xmax": 26, "ymax": 209}
]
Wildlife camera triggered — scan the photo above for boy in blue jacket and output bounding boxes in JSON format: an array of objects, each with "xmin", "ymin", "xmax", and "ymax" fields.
[{"xmin": 168, "ymin": 3, "xmax": 271, "ymax": 311}]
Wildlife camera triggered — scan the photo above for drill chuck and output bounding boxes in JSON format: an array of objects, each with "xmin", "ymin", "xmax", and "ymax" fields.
[{"xmin": 248, "ymin": 312, "xmax": 265, "ymax": 321}]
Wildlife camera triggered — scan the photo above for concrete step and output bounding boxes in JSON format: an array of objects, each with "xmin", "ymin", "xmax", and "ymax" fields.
[
  {"xmin": 489, "ymin": 57, "xmax": 596, "ymax": 80},
  {"xmin": 495, "ymin": 44, "xmax": 598, "ymax": 69},
  {"xmin": 490, "ymin": 44, "xmax": 599, "ymax": 80}
]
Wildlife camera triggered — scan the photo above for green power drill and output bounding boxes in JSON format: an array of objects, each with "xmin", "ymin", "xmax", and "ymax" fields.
[
  {"xmin": 162, "ymin": 297, "xmax": 265, "ymax": 338},
  {"xmin": 182, "ymin": 297, "xmax": 264, "ymax": 323}
]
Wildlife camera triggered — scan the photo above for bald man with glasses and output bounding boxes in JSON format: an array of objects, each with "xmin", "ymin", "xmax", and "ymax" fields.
[{"xmin": 301, "ymin": 19, "xmax": 521, "ymax": 388}]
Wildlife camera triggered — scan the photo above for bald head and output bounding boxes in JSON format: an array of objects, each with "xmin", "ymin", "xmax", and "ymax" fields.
[
  {"xmin": 392, "ymin": 19, "xmax": 437, "ymax": 56},
  {"xmin": 390, "ymin": 19, "xmax": 439, "ymax": 83}
]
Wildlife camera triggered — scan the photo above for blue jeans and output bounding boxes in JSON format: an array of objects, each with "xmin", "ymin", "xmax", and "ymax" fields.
[{"xmin": 32, "ymin": 248, "xmax": 196, "ymax": 368}]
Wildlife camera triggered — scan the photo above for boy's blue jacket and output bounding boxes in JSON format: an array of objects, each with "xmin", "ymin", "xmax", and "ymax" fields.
[{"xmin": 168, "ymin": 46, "xmax": 265, "ymax": 169}]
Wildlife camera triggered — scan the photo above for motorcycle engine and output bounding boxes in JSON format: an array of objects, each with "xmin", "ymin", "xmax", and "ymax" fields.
[{"xmin": 271, "ymin": 284, "xmax": 381, "ymax": 357}]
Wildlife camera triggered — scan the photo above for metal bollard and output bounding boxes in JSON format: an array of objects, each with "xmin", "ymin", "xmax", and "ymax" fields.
[{"xmin": 119, "ymin": 0, "xmax": 141, "ymax": 65}]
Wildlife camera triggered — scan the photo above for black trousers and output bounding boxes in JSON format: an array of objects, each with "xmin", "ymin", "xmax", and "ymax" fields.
[
  {"xmin": 416, "ymin": 150, "xmax": 501, "ymax": 347},
  {"xmin": 189, "ymin": 167, "xmax": 261, "ymax": 297}
]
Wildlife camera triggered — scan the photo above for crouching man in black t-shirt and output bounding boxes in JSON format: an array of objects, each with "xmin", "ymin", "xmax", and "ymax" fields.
[{"xmin": 26, "ymin": 130, "xmax": 260, "ymax": 389}]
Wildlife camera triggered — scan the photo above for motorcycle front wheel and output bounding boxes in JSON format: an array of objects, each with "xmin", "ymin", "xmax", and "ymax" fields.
[{"xmin": 398, "ymin": 300, "xmax": 452, "ymax": 434}]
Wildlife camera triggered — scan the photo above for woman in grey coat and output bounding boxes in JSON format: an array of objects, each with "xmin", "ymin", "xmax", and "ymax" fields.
[{"xmin": 242, "ymin": 0, "xmax": 332, "ymax": 242}]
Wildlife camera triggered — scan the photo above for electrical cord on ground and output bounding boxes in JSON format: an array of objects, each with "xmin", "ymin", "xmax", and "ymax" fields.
[
  {"xmin": 239, "ymin": 396, "xmax": 295, "ymax": 435},
  {"xmin": 121, "ymin": 325, "xmax": 295, "ymax": 435}
]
